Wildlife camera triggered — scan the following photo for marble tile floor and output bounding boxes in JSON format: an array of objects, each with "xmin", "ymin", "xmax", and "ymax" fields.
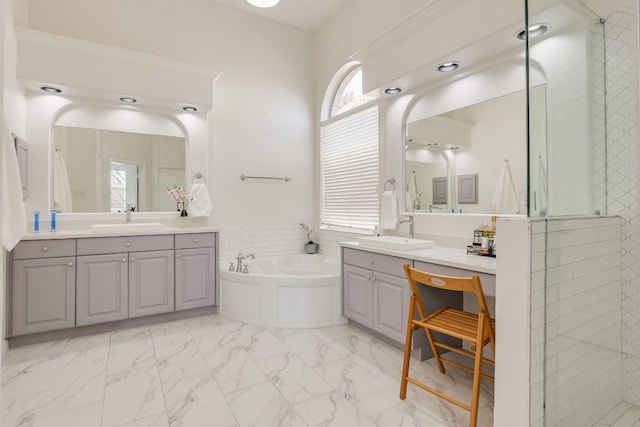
[{"xmin": 1, "ymin": 314, "xmax": 494, "ymax": 427}]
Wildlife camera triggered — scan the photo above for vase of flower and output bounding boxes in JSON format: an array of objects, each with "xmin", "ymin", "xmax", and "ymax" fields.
[
  {"xmin": 167, "ymin": 185, "xmax": 193, "ymax": 228},
  {"xmin": 300, "ymin": 223, "xmax": 319, "ymax": 254}
]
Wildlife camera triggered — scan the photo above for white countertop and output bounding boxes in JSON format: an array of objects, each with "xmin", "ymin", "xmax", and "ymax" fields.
[
  {"xmin": 340, "ymin": 241, "xmax": 496, "ymax": 275},
  {"xmin": 20, "ymin": 225, "xmax": 221, "ymax": 240}
]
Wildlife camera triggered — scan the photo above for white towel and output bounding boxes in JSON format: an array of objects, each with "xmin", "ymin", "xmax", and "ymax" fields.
[
  {"xmin": 380, "ymin": 190, "xmax": 398, "ymax": 230},
  {"xmin": 492, "ymin": 160, "xmax": 520, "ymax": 214},
  {"xmin": 2, "ymin": 125, "xmax": 27, "ymax": 251},
  {"xmin": 188, "ymin": 182, "xmax": 213, "ymax": 217},
  {"xmin": 53, "ymin": 150, "xmax": 73, "ymax": 212},
  {"xmin": 538, "ymin": 156, "xmax": 548, "ymax": 211}
]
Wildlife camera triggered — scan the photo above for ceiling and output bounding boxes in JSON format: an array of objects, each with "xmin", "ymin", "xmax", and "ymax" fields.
[{"xmin": 210, "ymin": 0, "xmax": 352, "ymax": 31}]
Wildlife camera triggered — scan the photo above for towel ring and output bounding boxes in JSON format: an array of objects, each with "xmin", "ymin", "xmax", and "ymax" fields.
[
  {"xmin": 384, "ymin": 178, "xmax": 396, "ymax": 191},
  {"xmin": 192, "ymin": 172, "xmax": 207, "ymax": 184}
]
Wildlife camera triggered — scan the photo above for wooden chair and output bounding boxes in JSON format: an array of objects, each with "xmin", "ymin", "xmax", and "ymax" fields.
[{"xmin": 400, "ymin": 264, "xmax": 496, "ymax": 427}]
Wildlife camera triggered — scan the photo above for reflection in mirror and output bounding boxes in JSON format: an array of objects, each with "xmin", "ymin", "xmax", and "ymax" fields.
[
  {"xmin": 53, "ymin": 126, "xmax": 186, "ymax": 213},
  {"xmin": 405, "ymin": 88, "xmax": 531, "ymax": 214},
  {"xmin": 405, "ymin": 146, "xmax": 448, "ymax": 212}
]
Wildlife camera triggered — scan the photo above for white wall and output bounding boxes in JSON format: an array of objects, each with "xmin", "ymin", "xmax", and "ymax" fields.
[{"xmin": 21, "ymin": 0, "xmax": 317, "ymax": 227}]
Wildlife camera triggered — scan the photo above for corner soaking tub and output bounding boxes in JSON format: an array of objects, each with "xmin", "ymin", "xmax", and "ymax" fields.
[{"xmin": 219, "ymin": 254, "xmax": 346, "ymax": 328}]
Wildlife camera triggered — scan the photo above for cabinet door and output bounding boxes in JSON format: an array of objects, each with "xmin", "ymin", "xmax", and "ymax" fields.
[
  {"xmin": 129, "ymin": 250, "xmax": 175, "ymax": 318},
  {"xmin": 11, "ymin": 257, "xmax": 75, "ymax": 336},
  {"xmin": 76, "ymin": 253, "xmax": 128, "ymax": 326},
  {"xmin": 343, "ymin": 264, "xmax": 373, "ymax": 328},
  {"xmin": 175, "ymin": 247, "xmax": 216, "ymax": 310},
  {"xmin": 373, "ymin": 271, "xmax": 411, "ymax": 343}
]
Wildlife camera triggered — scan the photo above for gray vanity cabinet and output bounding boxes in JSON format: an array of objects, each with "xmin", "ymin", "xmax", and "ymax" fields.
[
  {"xmin": 175, "ymin": 233, "xmax": 217, "ymax": 311},
  {"xmin": 10, "ymin": 240, "xmax": 76, "ymax": 335},
  {"xmin": 129, "ymin": 250, "xmax": 175, "ymax": 318},
  {"xmin": 76, "ymin": 235, "xmax": 175, "ymax": 319},
  {"xmin": 342, "ymin": 248, "xmax": 411, "ymax": 343},
  {"xmin": 76, "ymin": 253, "xmax": 128, "ymax": 326}
]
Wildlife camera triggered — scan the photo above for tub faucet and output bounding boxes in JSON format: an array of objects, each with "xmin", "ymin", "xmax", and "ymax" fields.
[
  {"xmin": 236, "ymin": 253, "xmax": 255, "ymax": 273},
  {"xmin": 399, "ymin": 215, "xmax": 414, "ymax": 238}
]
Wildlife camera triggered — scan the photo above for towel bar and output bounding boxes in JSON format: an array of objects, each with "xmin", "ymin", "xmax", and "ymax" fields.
[
  {"xmin": 384, "ymin": 177, "xmax": 396, "ymax": 191},
  {"xmin": 241, "ymin": 175, "xmax": 291, "ymax": 182}
]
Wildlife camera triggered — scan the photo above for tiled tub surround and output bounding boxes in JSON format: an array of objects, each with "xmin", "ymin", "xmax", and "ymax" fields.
[{"xmin": 7, "ymin": 227, "xmax": 220, "ymax": 346}]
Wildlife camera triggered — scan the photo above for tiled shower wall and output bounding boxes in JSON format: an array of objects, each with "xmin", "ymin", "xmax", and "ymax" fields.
[
  {"xmin": 530, "ymin": 216, "xmax": 622, "ymax": 427},
  {"xmin": 605, "ymin": 4, "xmax": 640, "ymax": 404}
]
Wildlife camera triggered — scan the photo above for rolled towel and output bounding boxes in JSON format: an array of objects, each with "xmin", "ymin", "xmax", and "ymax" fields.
[
  {"xmin": 3, "ymin": 125, "xmax": 27, "ymax": 250},
  {"xmin": 188, "ymin": 182, "xmax": 213, "ymax": 217},
  {"xmin": 380, "ymin": 190, "xmax": 398, "ymax": 230}
]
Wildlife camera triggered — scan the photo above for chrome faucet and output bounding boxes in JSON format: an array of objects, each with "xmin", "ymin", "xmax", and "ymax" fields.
[
  {"xmin": 399, "ymin": 215, "xmax": 414, "ymax": 238},
  {"xmin": 236, "ymin": 253, "xmax": 255, "ymax": 273}
]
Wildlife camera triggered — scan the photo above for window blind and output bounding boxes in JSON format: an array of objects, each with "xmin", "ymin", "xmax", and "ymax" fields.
[{"xmin": 321, "ymin": 105, "xmax": 379, "ymax": 230}]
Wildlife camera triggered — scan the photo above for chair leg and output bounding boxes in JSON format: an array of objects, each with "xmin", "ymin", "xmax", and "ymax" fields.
[
  {"xmin": 426, "ymin": 329, "xmax": 445, "ymax": 374},
  {"xmin": 469, "ymin": 316, "xmax": 486, "ymax": 427},
  {"xmin": 400, "ymin": 296, "xmax": 416, "ymax": 400}
]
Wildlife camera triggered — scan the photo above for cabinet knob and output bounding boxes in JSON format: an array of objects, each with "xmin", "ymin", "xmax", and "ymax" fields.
[
  {"xmin": 177, "ymin": 254, "xmax": 182, "ymax": 259},
  {"xmin": 193, "ymin": 238, "xmax": 199, "ymax": 243},
  {"xmin": 130, "ymin": 257, "xmax": 135, "ymax": 262},
  {"xmin": 122, "ymin": 258, "xmax": 127, "ymax": 262},
  {"xmin": 369, "ymin": 259, "xmax": 374, "ymax": 264},
  {"xmin": 126, "ymin": 242, "xmax": 132, "ymax": 248},
  {"xmin": 42, "ymin": 246, "xmax": 49, "ymax": 252},
  {"xmin": 67, "ymin": 261, "xmax": 73, "ymax": 267}
]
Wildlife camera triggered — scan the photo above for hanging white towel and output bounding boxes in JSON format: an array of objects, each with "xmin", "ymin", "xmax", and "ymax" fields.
[
  {"xmin": 188, "ymin": 182, "xmax": 213, "ymax": 217},
  {"xmin": 537, "ymin": 156, "xmax": 548, "ymax": 212},
  {"xmin": 408, "ymin": 171, "xmax": 418, "ymax": 210},
  {"xmin": 2, "ymin": 125, "xmax": 27, "ymax": 251},
  {"xmin": 405, "ymin": 189, "xmax": 412, "ymax": 211},
  {"xmin": 492, "ymin": 160, "xmax": 520, "ymax": 214},
  {"xmin": 380, "ymin": 189, "xmax": 398, "ymax": 230},
  {"xmin": 53, "ymin": 150, "xmax": 73, "ymax": 213}
]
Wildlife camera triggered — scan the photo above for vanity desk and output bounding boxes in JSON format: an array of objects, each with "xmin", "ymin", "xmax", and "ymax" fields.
[
  {"xmin": 6, "ymin": 226, "xmax": 220, "ymax": 346},
  {"xmin": 340, "ymin": 242, "xmax": 496, "ymax": 361}
]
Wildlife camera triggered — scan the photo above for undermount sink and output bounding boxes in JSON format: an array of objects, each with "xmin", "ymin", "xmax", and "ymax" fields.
[
  {"xmin": 91, "ymin": 222, "xmax": 163, "ymax": 233},
  {"xmin": 357, "ymin": 235, "xmax": 435, "ymax": 251}
]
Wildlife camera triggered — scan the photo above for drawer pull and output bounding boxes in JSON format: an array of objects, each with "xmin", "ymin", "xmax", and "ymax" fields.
[
  {"xmin": 130, "ymin": 257, "xmax": 135, "ymax": 262},
  {"xmin": 122, "ymin": 258, "xmax": 127, "ymax": 263},
  {"xmin": 126, "ymin": 242, "xmax": 132, "ymax": 248},
  {"xmin": 177, "ymin": 254, "xmax": 182, "ymax": 259},
  {"xmin": 369, "ymin": 259, "xmax": 374, "ymax": 264},
  {"xmin": 42, "ymin": 246, "xmax": 49, "ymax": 252},
  {"xmin": 193, "ymin": 238, "xmax": 199, "ymax": 243},
  {"xmin": 67, "ymin": 261, "xmax": 73, "ymax": 267}
]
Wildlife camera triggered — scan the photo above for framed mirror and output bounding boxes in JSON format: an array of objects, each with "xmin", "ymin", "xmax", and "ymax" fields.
[
  {"xmin": 53, "ymin": 126, "xmax": 186, "ymax": 213},
  {"xmin": 405, "ymin": 88, "xmax": 532, "ymax": 214}
]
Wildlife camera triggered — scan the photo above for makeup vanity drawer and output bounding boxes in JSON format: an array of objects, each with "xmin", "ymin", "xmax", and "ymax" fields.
[
  {"xmin": 175, "ymin": 233, "xmax": 216, "ymax": 249},
  {"xmin": 77, "ymin": 235, "xmax": 174, "ymax": 255},
  {"xmin": 342, "ymin": 247, "xmax": 410, "ymax": 277},
  {"xmin": 12, "ymin": 239, "xmax": 76, "ymax": 260}
]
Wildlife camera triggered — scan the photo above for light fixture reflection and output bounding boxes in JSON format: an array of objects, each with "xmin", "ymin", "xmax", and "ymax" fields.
[
  {"xmin": 517, "ymin": 24, "xmax": 549, "ymax": 40},
  {"xmin": 246, "ymin": 0, "xmax": 279, "ymax": 8},
  {"xmin": 437, "ymin": 62, "xmax": 460, "ymax": 73}
]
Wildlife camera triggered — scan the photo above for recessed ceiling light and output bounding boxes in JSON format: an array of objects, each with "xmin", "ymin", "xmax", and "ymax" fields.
[
  {"xmin": 384, "ymin": 87, "xmax": 402, "ymax": 95},
  {"xmin": 437, "ymin": 62, "xmax": 460, "ymax": 73},
  {"xmin": 517, "ymin": 24, "xmax": 549, "ymax": 40},
  {"xmin": 182, "ymin": 106, "xmax": 198, "ymax": 112},
  {"xmin": 246, "ymin": 0, "xmax": 279, "ymax": 7},
  {"xmin": 119, "ymin": 97, "xmax": 137, "ymax": 104},
  {"xmin": 40, "ymin": 86, "xmax": 61, "ymax": 93}
]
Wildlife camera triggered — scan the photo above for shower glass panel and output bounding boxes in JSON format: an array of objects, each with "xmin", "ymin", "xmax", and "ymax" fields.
[{"xmin": 526, "ymin": 1, "xmax": 622, "ymax": 427}]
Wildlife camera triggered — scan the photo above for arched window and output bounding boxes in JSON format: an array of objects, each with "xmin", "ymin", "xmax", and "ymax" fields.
[
  {"xmin": 330, "ymin": 66, "xmax": 374, "ymax": 118},
  {"xmin": 321, "ymin": 65, "xmax": 379, "ymax": 231}
]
